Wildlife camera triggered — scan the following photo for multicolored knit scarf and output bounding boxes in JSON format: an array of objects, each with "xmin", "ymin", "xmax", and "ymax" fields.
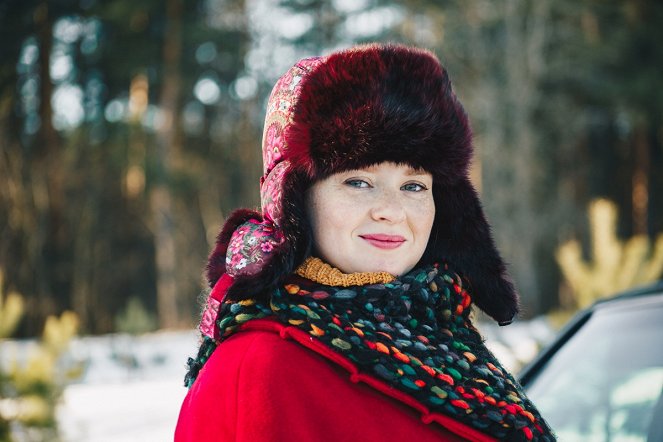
[{"xmin": 185, "ymin": 262, "xmax": 554, "ymax": 441}]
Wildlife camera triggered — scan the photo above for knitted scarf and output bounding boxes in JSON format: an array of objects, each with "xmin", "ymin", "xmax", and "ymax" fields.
[{"xmin": 185, "ymin": 261, "xmax": 554, "ymax": 441}]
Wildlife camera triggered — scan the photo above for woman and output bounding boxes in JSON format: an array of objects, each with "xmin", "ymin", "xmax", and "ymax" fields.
[{"xmin": 176, "ymin": 43, "xmax": 554, "ymax": 441}]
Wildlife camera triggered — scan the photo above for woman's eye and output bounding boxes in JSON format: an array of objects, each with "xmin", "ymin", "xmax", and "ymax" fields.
[
  {"xmin": 401, "ymin": 182, "xmax": 427, "ymax": 192},
  {"xmin": 344, "ymin": 179, "xmax": 370, "ymax": 188}
]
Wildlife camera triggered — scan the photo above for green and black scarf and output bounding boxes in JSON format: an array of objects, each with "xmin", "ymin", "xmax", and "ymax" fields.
[{"xmin": 186, "ymin": 263, "xmax": 555, "ymax": 441}]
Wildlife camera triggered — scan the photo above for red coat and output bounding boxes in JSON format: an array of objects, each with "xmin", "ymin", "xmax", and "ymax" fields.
[{"xmin": 176, "ymin": 318, "xmax": 496, "ymax": 441}]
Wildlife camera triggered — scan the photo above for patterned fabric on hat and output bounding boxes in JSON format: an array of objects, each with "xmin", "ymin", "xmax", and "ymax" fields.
[
  {"xmin": 225, "ymin": 219, "xmax": 285, "ymax": 277},
  {"xmin": 260, "ymin": 57, "xmax": 323, "ymax": 225}
]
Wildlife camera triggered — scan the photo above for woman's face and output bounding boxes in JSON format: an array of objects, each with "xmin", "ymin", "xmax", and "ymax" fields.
[{"xmin": 306, "ymin": 162, "xmax": 435, "ymax": 276}]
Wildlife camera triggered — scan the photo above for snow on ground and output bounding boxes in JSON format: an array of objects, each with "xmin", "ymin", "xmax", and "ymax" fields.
[
  {"xmin": 55, "ymin": 329, "xmax": 198, "ymax": 442},
  {"xmin": 478, "ymin": 315, "xmax": 557, "ymax": 373},
  {"xmin": 58, "ymin": 379, "xmax": 186, "ymax": 442}
]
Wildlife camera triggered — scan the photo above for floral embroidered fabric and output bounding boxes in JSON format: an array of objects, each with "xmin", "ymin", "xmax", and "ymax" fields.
[
  {"xmin": 187, "ymin": 263, "xmax": 554, "ymax": 441},
  {"xmin": 225, "ymin": 219, "xmax": 284, "ymax": 278},
  {"xmin": 259, "ymin": 57, "xmax": 323, "ymax": 226}
]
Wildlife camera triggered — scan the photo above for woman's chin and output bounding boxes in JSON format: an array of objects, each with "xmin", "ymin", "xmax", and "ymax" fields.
[
  {"xmin": 322, "ymin": 246, "xmax": 418, "ymax": 276},
  {"xmin": 353, "ymin": 259, "xmax": 410, "ymax": 277}
]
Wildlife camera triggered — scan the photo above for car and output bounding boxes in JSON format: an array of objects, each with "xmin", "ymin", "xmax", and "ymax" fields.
[{"xmin": 519, "ymin": 281, "xmax": 663, "ymax": 442}]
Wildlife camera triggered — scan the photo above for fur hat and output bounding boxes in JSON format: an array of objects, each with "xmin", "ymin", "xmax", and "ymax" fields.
[{"xmin": 207, "ymin": 43, "xmax": 519, "ymax": 325}]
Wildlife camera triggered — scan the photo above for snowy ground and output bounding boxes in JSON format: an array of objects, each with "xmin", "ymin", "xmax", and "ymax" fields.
[
  {"xmin": 54, "ymin": 330, "xmax": 198, "ymax": 442},
  {"xmin": 3, "ymin": 317, "xmax": 557, "ymax": 441}
]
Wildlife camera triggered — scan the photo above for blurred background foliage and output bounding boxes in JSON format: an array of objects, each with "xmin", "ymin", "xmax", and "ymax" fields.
[
  {"xmin": 556, "ymin": 198, "xmax": 663, "ymax": 310},
  {"xmin": 0, "ymin": 0, "xmax": 662, "ymax": 338},
  {"xmin": 1, "ymin": 277, "xmax": 80, "ymax": 441}
]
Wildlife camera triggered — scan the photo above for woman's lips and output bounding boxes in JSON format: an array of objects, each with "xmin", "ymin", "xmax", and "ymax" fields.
[{"xmin": 359, "ymin": 234, "xmax": 406, "ymax": 250}]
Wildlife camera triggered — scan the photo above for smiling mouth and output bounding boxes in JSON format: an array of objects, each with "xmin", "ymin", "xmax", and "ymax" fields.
[{"xmin": 359, "ymin": 234, "xmax": 406, "ymax": 250}]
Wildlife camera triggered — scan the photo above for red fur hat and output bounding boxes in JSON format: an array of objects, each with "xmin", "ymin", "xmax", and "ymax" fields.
[{"xmin": 207, "ymin": 43, "xmax": 519, "ymax": 325}]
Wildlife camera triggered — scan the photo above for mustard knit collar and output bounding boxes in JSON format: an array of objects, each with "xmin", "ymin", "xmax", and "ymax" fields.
[{"xmin": 295, "ymin": 257, "xmax": 396, "ymax": 287}]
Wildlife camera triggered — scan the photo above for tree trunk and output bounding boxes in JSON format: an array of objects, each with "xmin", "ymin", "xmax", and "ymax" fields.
[
  {"xmin": 478, "ymin": 0, "xmax": 553, "ymax": 315},
  {"xmin": 34, "ymin": 1, "xmax": 65, "ymax": 329},
  {"xmin": 152, "ymin": 0, "xmax": 183, "ymax": 329},
  {"xmin": 632, "ymin": 126, "xmax": 649, "ymax": 236}
]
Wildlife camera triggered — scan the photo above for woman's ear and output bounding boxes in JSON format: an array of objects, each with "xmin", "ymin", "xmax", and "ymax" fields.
[{"xmin": 427, "ymin": 178, "xmax": 520, "ymax": 325}]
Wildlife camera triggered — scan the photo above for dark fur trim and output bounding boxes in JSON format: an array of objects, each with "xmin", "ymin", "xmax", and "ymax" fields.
[
  {"xmin": 286, "ymin": 43, "xmax": 472, "ymax": 186},
  {"xmin": 421, "ymin": 178, "xmax": 520, "ymax": 323}
]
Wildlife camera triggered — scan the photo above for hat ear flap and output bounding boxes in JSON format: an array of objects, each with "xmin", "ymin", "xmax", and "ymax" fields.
[
  {"xmin": 427, "ymin": 178, "xmax": 519, "ymax": 325},
  {"xmin": 206, "ymin": 208, "xmax": 263, "ymax": 288},
  {"xmin": 223, "ymin": 170, "xmax": 313, "ymax": 303}
]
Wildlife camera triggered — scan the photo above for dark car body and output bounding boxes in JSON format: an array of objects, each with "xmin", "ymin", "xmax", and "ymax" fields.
[{"xmin": 519, "ymin": 281, "xmax": 663, "ymax": 442}]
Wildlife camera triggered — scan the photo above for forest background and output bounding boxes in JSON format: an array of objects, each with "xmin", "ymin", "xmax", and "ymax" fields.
[{"xmin": 1, "ymin": 0, "xmax": 663, "ymax": 339}]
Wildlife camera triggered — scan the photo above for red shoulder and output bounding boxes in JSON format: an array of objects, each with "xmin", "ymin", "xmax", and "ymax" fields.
[{"xmin": 176, "ymin": 318, "xmax": 495, "ymax": 442}]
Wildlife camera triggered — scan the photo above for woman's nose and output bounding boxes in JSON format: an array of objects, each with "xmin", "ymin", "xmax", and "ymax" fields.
[{"xmin": 369, "ymin": 190, "xmax": 406, "ymax": 223}]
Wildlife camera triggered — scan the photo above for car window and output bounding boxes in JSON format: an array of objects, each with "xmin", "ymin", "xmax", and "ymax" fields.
[{"xmin": 523, "ymin": 301, "xmax": 663, "ymax": 442}]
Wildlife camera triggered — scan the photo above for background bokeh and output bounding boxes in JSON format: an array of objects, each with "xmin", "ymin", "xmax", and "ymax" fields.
[{"xmin": 1, "ymin": 0, "xmax": 662, "ymax": 438}]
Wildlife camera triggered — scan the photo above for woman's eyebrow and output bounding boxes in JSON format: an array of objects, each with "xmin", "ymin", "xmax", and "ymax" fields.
[{"xmin": 404, "ymin": 169, "xmax": 431, "ymax": 177}]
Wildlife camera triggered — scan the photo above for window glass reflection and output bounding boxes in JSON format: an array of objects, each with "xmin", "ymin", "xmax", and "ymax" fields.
[{"xmin": 525, "ymin": 301, "xmax": 663, "ymax": 442}]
